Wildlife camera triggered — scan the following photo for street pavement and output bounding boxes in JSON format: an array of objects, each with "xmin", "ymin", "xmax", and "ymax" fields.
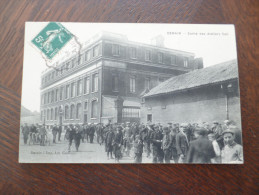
[{"xmin": 19, "ymin": 133, "xmax": 153, "ymax": 163}]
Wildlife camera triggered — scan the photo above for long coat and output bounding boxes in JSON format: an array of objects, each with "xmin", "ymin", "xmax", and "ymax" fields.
[
  {"xmin": 186, "ymin": 136, "xmax": 216, "ymax": 163},
  {"xmin": 176, "ymin": 132, "xmax": 189, "ymax": 156}
]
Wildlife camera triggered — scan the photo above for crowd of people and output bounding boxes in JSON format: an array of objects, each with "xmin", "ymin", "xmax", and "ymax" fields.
[{"xmin": 20, "ymin": 119, "xmax": 243, "ymax": 164}]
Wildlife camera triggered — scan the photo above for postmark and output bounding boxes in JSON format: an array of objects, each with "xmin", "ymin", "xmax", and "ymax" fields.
[{"xmin": 31, "ymin": 22, "xmax": 73, "ymax": 59}]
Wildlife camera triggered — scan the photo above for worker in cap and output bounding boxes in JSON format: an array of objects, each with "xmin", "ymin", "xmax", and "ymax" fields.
[
  {"xmin": 221, "ymin": 128, "xmax": 243, "ymax": 163},
  {"xmin": 162, "ymin": 126, "xmax": 172, "ymax": 163},
  {"xmin": 175, "ymin": 123, "xmax": 189, "ymax": 163}
]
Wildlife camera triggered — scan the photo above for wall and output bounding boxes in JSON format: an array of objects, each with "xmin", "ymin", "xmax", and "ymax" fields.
[
  {"xmin": 141, "ymin": 82, "xmax": 242, "ymax": 128},
  {"xmin": 41, "ymin": 65, "xmax": 102, "ymax": 125},
  {"xmin": 102, "ymin": 40, "xmax": 197, "ymax": 70}
]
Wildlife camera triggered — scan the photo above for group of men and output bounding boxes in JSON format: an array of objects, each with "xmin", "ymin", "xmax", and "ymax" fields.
[
  {"xmin": 99, "ymin": 120, "xmax": 243, "ymax": 164},
  {"xmin": 20, "ymin": 119, "xmax": 243, "ymax": 164},
  {"xmin": 21, "ymin": 123, "xmax": 62, "ymax": 146}
]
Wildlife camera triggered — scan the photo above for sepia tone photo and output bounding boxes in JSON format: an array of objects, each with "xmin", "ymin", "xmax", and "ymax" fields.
[{"xmin": 19, "ymin": 22, "xmax": 243, "ymax": 163}]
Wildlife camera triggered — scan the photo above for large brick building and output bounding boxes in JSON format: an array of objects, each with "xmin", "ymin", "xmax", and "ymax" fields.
[
  {"xmin": 40, "ymin": 31, "xmax": 202, "ymax": 126},
  {"xmin": 141, "ymin": 60, "xmax": 241, "ymax": 128}
]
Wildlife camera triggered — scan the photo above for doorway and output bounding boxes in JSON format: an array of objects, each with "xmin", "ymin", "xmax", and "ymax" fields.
[{"xmin": 147, "ymin": 114, "xmax": 152, "ymax": 123}]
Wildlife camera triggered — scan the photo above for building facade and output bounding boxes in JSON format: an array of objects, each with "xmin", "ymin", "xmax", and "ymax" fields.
[
  {"xmin": 40, "ymin": 32, "xmax": 202, "ymax": 126},
  {"xmin": 141, "ymin": 60, "xmax": 241, "ymax": 128}
]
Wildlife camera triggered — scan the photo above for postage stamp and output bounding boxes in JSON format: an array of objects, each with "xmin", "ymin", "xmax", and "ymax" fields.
[{"xmin": 31, "ymin": 22, "xmax": 73, "ymax": 59}]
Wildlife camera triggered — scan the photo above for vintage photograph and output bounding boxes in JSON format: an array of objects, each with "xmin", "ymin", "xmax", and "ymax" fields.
[{"xmin": 19, "ymin": 22, "xmax": 243, "ymax": 163}]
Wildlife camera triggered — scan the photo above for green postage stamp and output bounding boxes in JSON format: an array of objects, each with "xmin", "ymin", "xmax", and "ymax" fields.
[{"xmin": 31, "ymin": 22, "xmax": 72, "ymax": 59}]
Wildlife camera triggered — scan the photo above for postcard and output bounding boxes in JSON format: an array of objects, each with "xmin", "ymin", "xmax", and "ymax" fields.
[{"xmin": 19, "ymin": 22, "xmax": 243, "ymax": 163}]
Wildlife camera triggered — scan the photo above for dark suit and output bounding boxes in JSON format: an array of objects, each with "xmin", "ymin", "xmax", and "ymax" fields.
[
  {"xmin": 150, "ymin": 130, "xmax": 163, "ymax": 163},
  {"xmin": 175, "ymin": 132, "xmax": 189, "ymax": 163},
  {"xmin": 52, "ymin": 126, "xmax": 58, "ymax": 143},
  {"xmin": 186, "ymin": 136, "xmax": 216, "ymax": 163}
]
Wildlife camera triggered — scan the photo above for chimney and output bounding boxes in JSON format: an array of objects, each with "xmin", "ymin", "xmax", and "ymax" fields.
[
  {"xmin": 194, "ymin": 57, "xmax": 203, "ymax": 69},
  {"xmin": 151, "ymin": 35, "xmax": 164, "ymax": 47}
]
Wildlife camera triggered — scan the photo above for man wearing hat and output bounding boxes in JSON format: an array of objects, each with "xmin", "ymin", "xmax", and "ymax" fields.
[
  {"xmin": 57, "ymin": 124, "xmax": 62, "ymax": 142},
  {"xmin": 211, "ymin": 121, "xmax": 224, "ymax": 149},
  {"xmin": 144, "ymin": 124, "xmax": 154, "ymax": 158},
  {"xmin": 221, "ymin": 129, "xmax": 243, "ymax": 163},
  {"xmin": 22, "ymin": 123, "xmax": 30, "ymax": 144},
  {"xmin": 39, "ymin": 124, "xmax": 47, "ymax": 146},
  {"xmin": 186, "ymin": 127, "xmax": 215, "ymax": 163},
  {"xmin": 208, "ymin": 133, "xmax": 221, "ymax": 163},
  {"xmin": 74, "ymin": 124, "xmax": 82, "ymax": 152},
  {"xmin": 68, "ymin": 124, "xmax": 75, "ymax": 152},
  {"xmin": 123, "ymin": 122, "xmax": 132, "ymax": 157},
  {"xmin": 89, "ymin": 123, "xmax": 95, "ymax": 143},
  {"xmin": 150, "ymin": 124, "xmax": 163, "ymax": 163},
  {"xmin": 105, "ymin": 125, "xmax": 115, "ymax": 160},
  {"xmin": 176, "ymin": 123, "xmax": 190, "ymax": 163},
  {"xmin": 113, "ymin": 126, "xmax": 124, "ymax": 163},
  {"xmin": 52, "ymin": 124, "xmax": 58, "ymax": 144},
  {"xmin": 162, "ymin": 126, "xmax": 172, "ymax": 163}
]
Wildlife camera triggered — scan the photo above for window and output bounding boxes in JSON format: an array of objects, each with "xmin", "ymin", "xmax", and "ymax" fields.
[
  {"xmin": 171, "ymin": 55, "xmax": 176, "ymax": 65},
  {"xmin": 147, "ymin": 114, "xmax": 152, "ymax": 122},
  {"xmin": 92, "ymin": 73, "xmax": 98, "ymax": 92},
  {"xmin": 91, "ymin": 100, "xmax": 98, "ymax": 118},
  {"xmin": 84, "ymin": 77, "xmax": 90, "ymax": 94},
  {"xmin": 145, "ymin": 50, "xmax": 151, "ymax": 61},
  {"xmin": 51, "ymin": 108, "xmax": 53, "ymax": 120},
  {"xmin": 112, "ymin": 44, "xmax": 120, "ymax": 56},
  {"xmin": 66, "ymin": 85, "xmax": 70, "ymax": 99},
  {"xmin": 70, "ymin": 104, "xmax": 75, "ymax": 119},
  {"xmin": 122, "ymin": 107, "xmax": 140, "ymax": 118},
  {"xmin": 85, "ymin": 51, "xmax": 91, "ymax": 61},
  {"xmin": 48, "ymin": 92, "xmax": 51, "ymax": 103},
  {"xmin": 51, "ymin": 90, "xmax": 54, "ymax": 103},
  {"xmin": 47, "ymin": 109, "xmax": 50, "ymax": 120},
  {"xmin": 71, "ymin": 82, "xmax": 76, "ymax": 98},
  {"xmin": 60, "ymin": 86, "xmax": 63, "ymax": 100},
  {"xmin": 158, "ymin": 52, "xmax": 163, "ymax": 63},
  {"xmin": 44, "ymin": 94, "xmax": 47, "ymax": 104},
  {"xmin": 55, "ymin": 107, "xmax": 58, "ymax": 120},
  {"xmin": 93, "ymin": 45, "xmax": 99, "ymax": 57},
  {"xmin": 43, "ymin": 110, "xmax": 46, "ymax": 121},
  {"xmin": 112, "ymin": 75, "xmax": 119, "ymax": 92},
  {"xmin": 77, "ymin": 79, "xmax": 83, "ymax": 96},
  {"xmin": 65, "ymin": 105, "xmax": 69, "ymax": 119},
  {"xmin": 130, "ymin": 76, "xmax": 136, "ymax": 93},
  {"xmin": 76, "ymin": 103, "xmax": 82, "ymax": 119},
  {"xmin": 145, "ymin": 78, "xmax": 151, "ymax": 90},
  {"xmin": 41, "ymin": 95, "xmax": 44, "ymax": 105},
  {"xmin": 184, "ymin": 58, "xmax": 188, "ymax": 67},
  {"xmin": 55, "ymin": 89, "xmax": 59, "ymax": 102},
  {"xmin": 130, "ymin": 47, "xmax": 137, "ymax": 59},
  {"xmin": 84, "ymin": 101, "xmax": 88, "ymax": 110},
  {"xmin": 41, "ymin": 111, "xmax": 43, "ymax": 121}
]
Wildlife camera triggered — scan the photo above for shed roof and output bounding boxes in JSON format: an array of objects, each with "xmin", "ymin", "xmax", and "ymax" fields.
[{"xmin": 144, "ymin": 60, "xmax": 238, "ymax": 98}]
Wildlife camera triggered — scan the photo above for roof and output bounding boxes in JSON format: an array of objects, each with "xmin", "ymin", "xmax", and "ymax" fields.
[{"xmin": 144, "ymin": 60, "xmax": 238, "ymax": 98}]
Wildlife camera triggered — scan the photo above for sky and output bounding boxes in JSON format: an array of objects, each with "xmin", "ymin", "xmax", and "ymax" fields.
[{"xmin": 22, "ymin": 23, "xmax": 238, "ymax": 112}]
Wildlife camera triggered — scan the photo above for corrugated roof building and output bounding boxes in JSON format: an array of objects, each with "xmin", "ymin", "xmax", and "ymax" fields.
[{"xmin": 141, "ymin": 60, "xmax": 242, "ymax": 127}]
